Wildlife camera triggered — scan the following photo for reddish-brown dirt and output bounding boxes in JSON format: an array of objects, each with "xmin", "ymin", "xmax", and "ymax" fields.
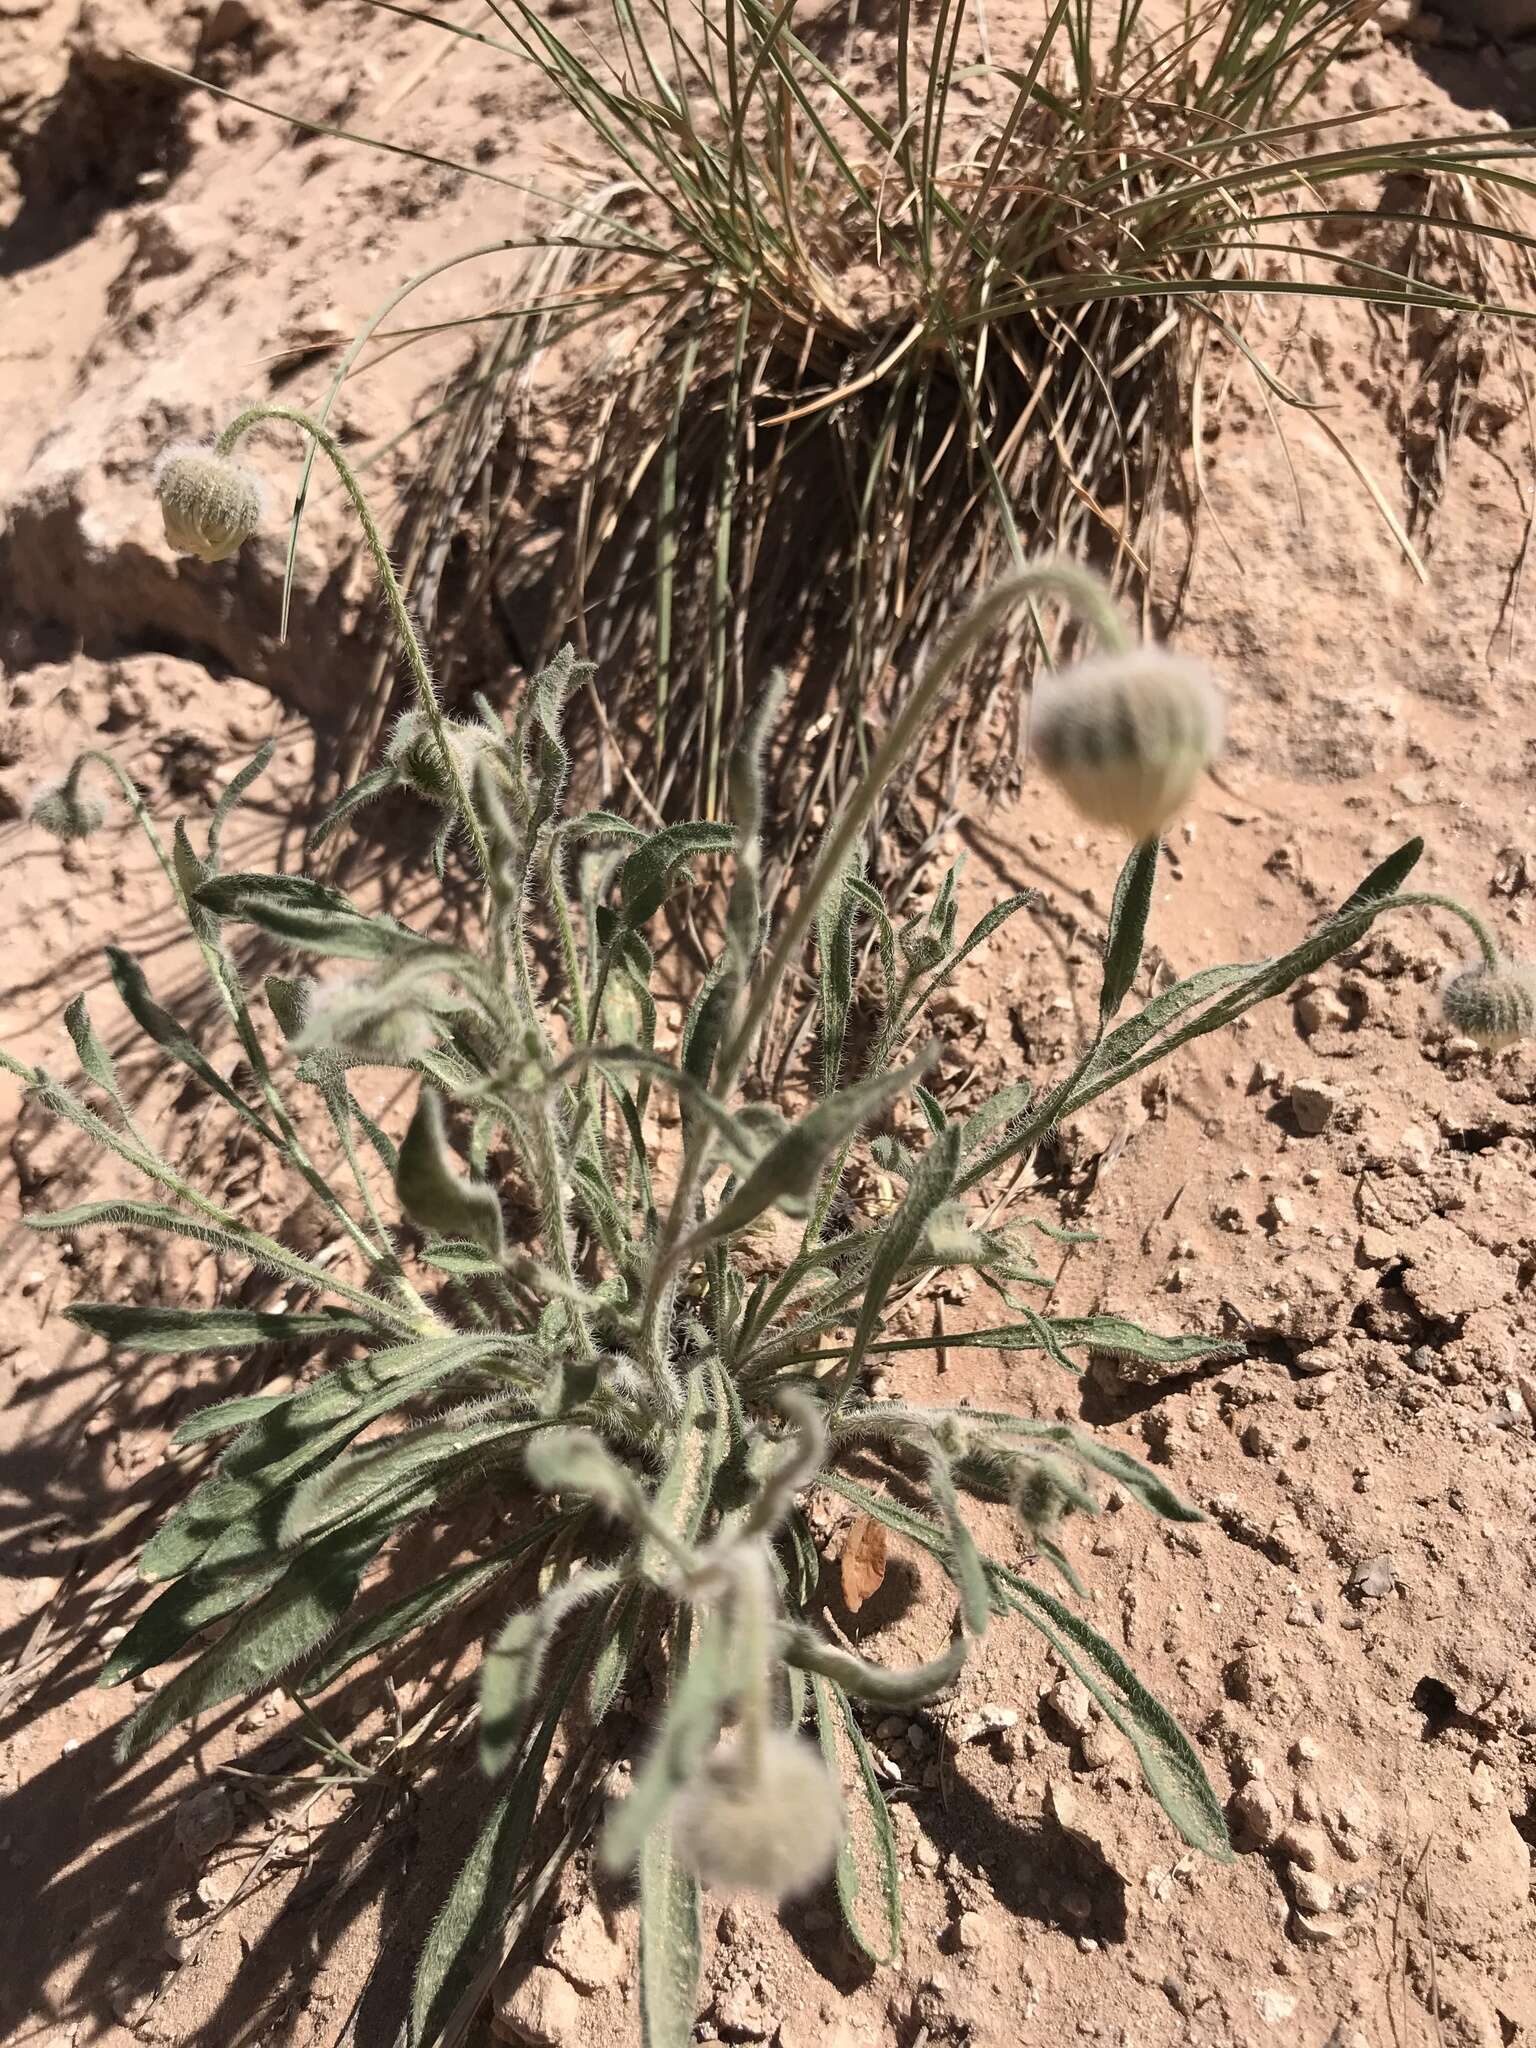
[{"xmin": 2, "ymin": 5, "xmax": 1534, "ymax": 2047}]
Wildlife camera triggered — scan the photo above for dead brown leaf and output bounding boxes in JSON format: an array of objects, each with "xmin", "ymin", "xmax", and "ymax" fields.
[{"xmin": 839, "ymin": 1514, "xmax": 888, "ymax": 1614}]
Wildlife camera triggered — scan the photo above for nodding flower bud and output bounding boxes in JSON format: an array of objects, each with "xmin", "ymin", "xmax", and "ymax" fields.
[
  {"xmin": 155, "ymin": 443, "xmax": 264, "ymax": 563},
  {"xmin": 296, "ymin": 971, "xmax": 445, "ymax": 1063},
  {"xmin": 1031, "ymin": 648, "xmax": 1223, "ymax": 841},
  {"xmin": 385, "ymin": 710, "xmax": 493, "ymax": 805},
  {"xmin": 30, "ymin": 772, "xmax": 108, "ymax": 843},
  {"xmin": 670, "ymin": 1732, "xmax": 845, "ymax": 1900},
  {"xmin": 1440, "ymin": 959, "xmax": 1536, "ymax": 1050}
]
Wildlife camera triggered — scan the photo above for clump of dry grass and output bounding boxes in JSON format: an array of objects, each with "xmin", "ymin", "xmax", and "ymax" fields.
[{"xmin": 151, "ymin": 0, "xmax": 1536, "ymax": 888}]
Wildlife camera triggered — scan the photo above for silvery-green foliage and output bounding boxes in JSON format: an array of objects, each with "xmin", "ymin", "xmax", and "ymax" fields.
[{"xmin": 8, "ymin": 420, "xmax": 1516, "ymax": 2048}]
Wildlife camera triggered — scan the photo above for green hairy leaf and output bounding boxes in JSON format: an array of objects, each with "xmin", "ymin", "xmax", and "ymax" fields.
[
  {"xmin": 812, "ymin": 1675, "xmax": 901, "ymax": 1967},
  {"xmin": 396, "ymin": 1088, "xmax": 506, "ymax": 1258},
  {"xmin": 116, "ymin": 1516, "xmax": 391, "ymax": 1762},
  {"xmin": 66, "ymin": 1303, "xmax": 374, "ymax": 1354},
  {"xmin": 618, "ymin": 821, "xmax": 736, "ymax": 926},
  {"xmin": 299, "ymin": 1517, "xmax": 564, "ymax": 1697},
  {"xmin": 195, "ymin": 870, "xmax": 422, "ymax": 961},
  {"xmin": 639, "ymin": 1829, "xmax": 702, "ymax": 2048},
  {"xmin": 1099, "ymin": 838, "xmax": 1159, "ymax": 1026}
]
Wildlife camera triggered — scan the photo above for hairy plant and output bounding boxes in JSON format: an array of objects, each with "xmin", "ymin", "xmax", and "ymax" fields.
[
  {"xmin": 12, "ymin": 410, "xmax": 1527, "ymax": 2047},
  {"xmin": 151, "ymin": 0, "xmax": 1536, "ymax": 882}
]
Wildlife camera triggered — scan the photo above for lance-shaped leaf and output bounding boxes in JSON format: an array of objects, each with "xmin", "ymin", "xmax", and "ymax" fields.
[
  {"xmin": 195, "ymin": 871, "xmax": 422, "ymax": 962},
  {"xmin": 777, "ymin": 1621, "xmax": 967, "ymax": 1706},
  {"xmin": 618, "ymin": 822, "xmax": 736, "ymax": 926},
  {"xmin": 65, "ymin": 1303, "xmax": 373, "ymax": 1355},
  {"xmin": 100, "ymin": 1557, "xmax": 285, "ymax": 1686},
  {"xmin": 396, "ymin": 1088, "xmax": 505, "ymax": 1259},
  {"xmin": 1098, "ymin": 837, "xmax": 1159, "ymax": 1026},
  {"xmin": 279, "ymin": 1407, "xmax": 538, "ymax": 1549},
  {"xmin": 172, "ymin": 1393, "xmax": 288, "ymax": 1445},
  {"xmin": 63, "ymin": 993, "xmax": 125, "ymax": 1102},
  {"xmin": 410, "ymin": 1613, "xmax": 603, "ymax": 2047},
  {"xmin": 811, "ymin": 1674, "xmax": 901, "ymax": 1967},
  {"xmin": 834, "ymin": 1123, "xmax": 960, "ymax": 1402},
  {"xmin": 144, "ymin": 1334, "xmax": 509, "ymax": 1580},
  {"xmin": 115, "ymin": 1514, "xmax": 391, "ymax": 1762},
  {"xmin": 480, "ymin": 1566, "xmax": 621, "ymax": 1777},
  {"xmin": 998, "ymin": 1568, "xmax": 1231, "ymax": 1860},
  {"xmin": 639, "ymin": 1828, "xmax": 701, "ymax": 2048},
  {"xmin": 679, "ymin": 1052, "xmax": 934, "ymax": 1254},
  {"xmin": 106, "ymin": 947, "xmax": 279, "ymax": 1145},
  {"xmin": 208, "ymin": 738, "xmax": 277, "ymax": 867}
]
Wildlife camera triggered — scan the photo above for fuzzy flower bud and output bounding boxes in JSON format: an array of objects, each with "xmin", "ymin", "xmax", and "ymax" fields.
[
  {"xmin": 670, "ymin": 1732, "xmax": 845, "ymax": 1900},
  {"xmin": 155, "ymin": 443, "xmax": 264, "ymax": 563},
  {"xmin": 1031, "ymin": 648, "xmax": 1223, "ymax": 841},
  {"xmin": 385, "ymin": 710, "xmax": 494, "ymax": 806},
  {"xmin": 1440, "ymin": 959, "xmax": 1536, "ymax": 1050},
  {"xmin": 29, "ymin": 772, "xmax": 109, "ymax": 842},
  {"xmin": 297, "ymin": 971, "xmax": 445, "ymax": 1063}
]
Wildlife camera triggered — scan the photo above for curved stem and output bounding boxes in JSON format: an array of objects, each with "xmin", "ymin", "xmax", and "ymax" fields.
[
  {"xmin": 1388, "ymin": 891, "xmax": 1500, "ymax": 969},
  {"xmin": 640, "ymin": 562, "xmax": 1133, "ymax": 1376},
  {"xmin": 215, "ymin": 404, "xmax": 494, "ymax": 884},
  {"xmin": 718, "ymin": 559, "xmax": 1131, "ymax": 1083}
]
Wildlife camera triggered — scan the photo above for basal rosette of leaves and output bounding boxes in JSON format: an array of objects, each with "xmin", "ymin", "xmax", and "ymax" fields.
[{"xmin": 8, "ymin": 408, "xmax": 1525, "ymax": 2048}]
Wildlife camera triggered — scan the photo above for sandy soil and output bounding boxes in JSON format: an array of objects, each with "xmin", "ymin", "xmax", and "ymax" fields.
[{"xmin": 2, "ymin": 4, "xmax": 1534, "ymax": 2047}]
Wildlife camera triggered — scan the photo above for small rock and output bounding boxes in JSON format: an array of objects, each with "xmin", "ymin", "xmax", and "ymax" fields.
[
  {"xmin": 1292, "ymin": 1911, "xmax": 1346, "ymax": 1946},
  {"xmin": 1296, "ymin": 988, "xmax": 1350, "ymax": 1037},
  {"xmin": 1265, "ymin": 1194, "xmax": 1296, "ymax": 1230},
  {"xmin": 1229, "ymin": 1780, "xmax": 1283, "ymax": 1851},
  {"xmin": 545, "ymin": 1900, "xmax": 624, "ymax": 1992},
  {"xmin": 1276, "ymin": 1824, "xmax": 1326, "ymax": 1871},
  {"xmin": 493, "ymin": 1964, "xmax": 584, "ymax": 2045},
  {"xmin": 912, "ymin": 1834, "xmax": 941, "ymax": 1872},
  {"xmin": 1290, "ymin": 1077, "xmax": 1341, "ymax": 1135},
  {"xmin": 1253, "ymin": 1988, "xmax": 1298, "ymax": 2026},
  {"xmin": 1288, "ymin": 1868, "xmax": 1335, "ymax": 1915},
  {"xmin": 1349, "ymin": 1555, "xmax": 1396, "ymax": 1600},
  {"xmin": 715, "ymin": 1979, "xmax": 771, "ymax": 2039},
  {"xmin": 1357, "ymin": 1227, "xmax": 1398, "ymax": 1266},
  {"xmin": 1292, "ymin": 1783, "xmax": 1321, "ymax": 1823},
  {"xmin": 176, "ymin": 1785, "xmax": 236, "ymax": 1862},
  {"xmin": 1042, "ymin": 1676, "xmax": 1093, "ymax": 1738},
  {"xmin": 955, "ymin": 1909, "xmax": 988, "ymax": 1952}
]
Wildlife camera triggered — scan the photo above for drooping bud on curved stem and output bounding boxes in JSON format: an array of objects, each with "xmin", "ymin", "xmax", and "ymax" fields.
[
  {"xmin": 667, "ymin": 1545, "xmax": 845, "ymax": 1899},
  {"xmin": 205, "ymin": 405, "xmax": 493, "ymax": 886},
  {"xmin": 1031, "ymin": 648, "xmax": 1224, "ymax": 841},
  {"xmin": 30, "ymin": 756, "xmax": 109, "ymax": 842},
  {"xmin": 1441, "ymin": 959, "xmax": 1536, "ymax": 1049},
  {"xmin": 155, "ymin": 443, "xmax": 264, "ymax": 562}
]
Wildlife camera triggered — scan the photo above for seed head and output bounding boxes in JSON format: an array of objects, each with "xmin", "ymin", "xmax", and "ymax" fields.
[
  {"xmin": 1031, "ymin": 649, "xmax": 1223, "ymax": 841},
  {"xmin": 155, "ymin": 444, "xmax": 264, "ymax": 563},
  {"xmin": 30, "ymin": 775, "xmax": 109, "ymax": 843},
  {"xmin": 670, "ymin": 1732, "xmax": 845, "ymax": 1900},
  {"xmin": 1440, "ymin": 959, "xmax": 1536, "ymax": 1050}
]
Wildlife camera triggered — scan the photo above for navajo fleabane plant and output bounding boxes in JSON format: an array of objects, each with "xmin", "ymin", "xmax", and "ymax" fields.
[{"xmin": 8, "ymin": 407, "xmax": 1524, "ymax": 2048}]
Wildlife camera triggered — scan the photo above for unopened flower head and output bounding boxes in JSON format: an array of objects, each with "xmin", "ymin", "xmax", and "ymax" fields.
[
  {"xmin": 1440, "ymin": 959, "xmax": 1536, "ymax": 1051},
  {"xmin": 29, "ymin": 774, "xmax": 109, "ymax": 843},
  {"xmin": 1031, "ymin": 648, "xmax": 1223, "ymax": 841},
  {"xmin": 386, "ymin": 710, "xmax": 492, "ymax": 805},
  {"xmin": 155, "ymin": 443, "xmax": 264, "ymax": 563},
  {"xmin": 669, "ymin": 1732, "xmax": 845, "ymax": 1900},
  {"xmin": 297, "ymin": 971, "xmax": 445, "ymax": 1063}
]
